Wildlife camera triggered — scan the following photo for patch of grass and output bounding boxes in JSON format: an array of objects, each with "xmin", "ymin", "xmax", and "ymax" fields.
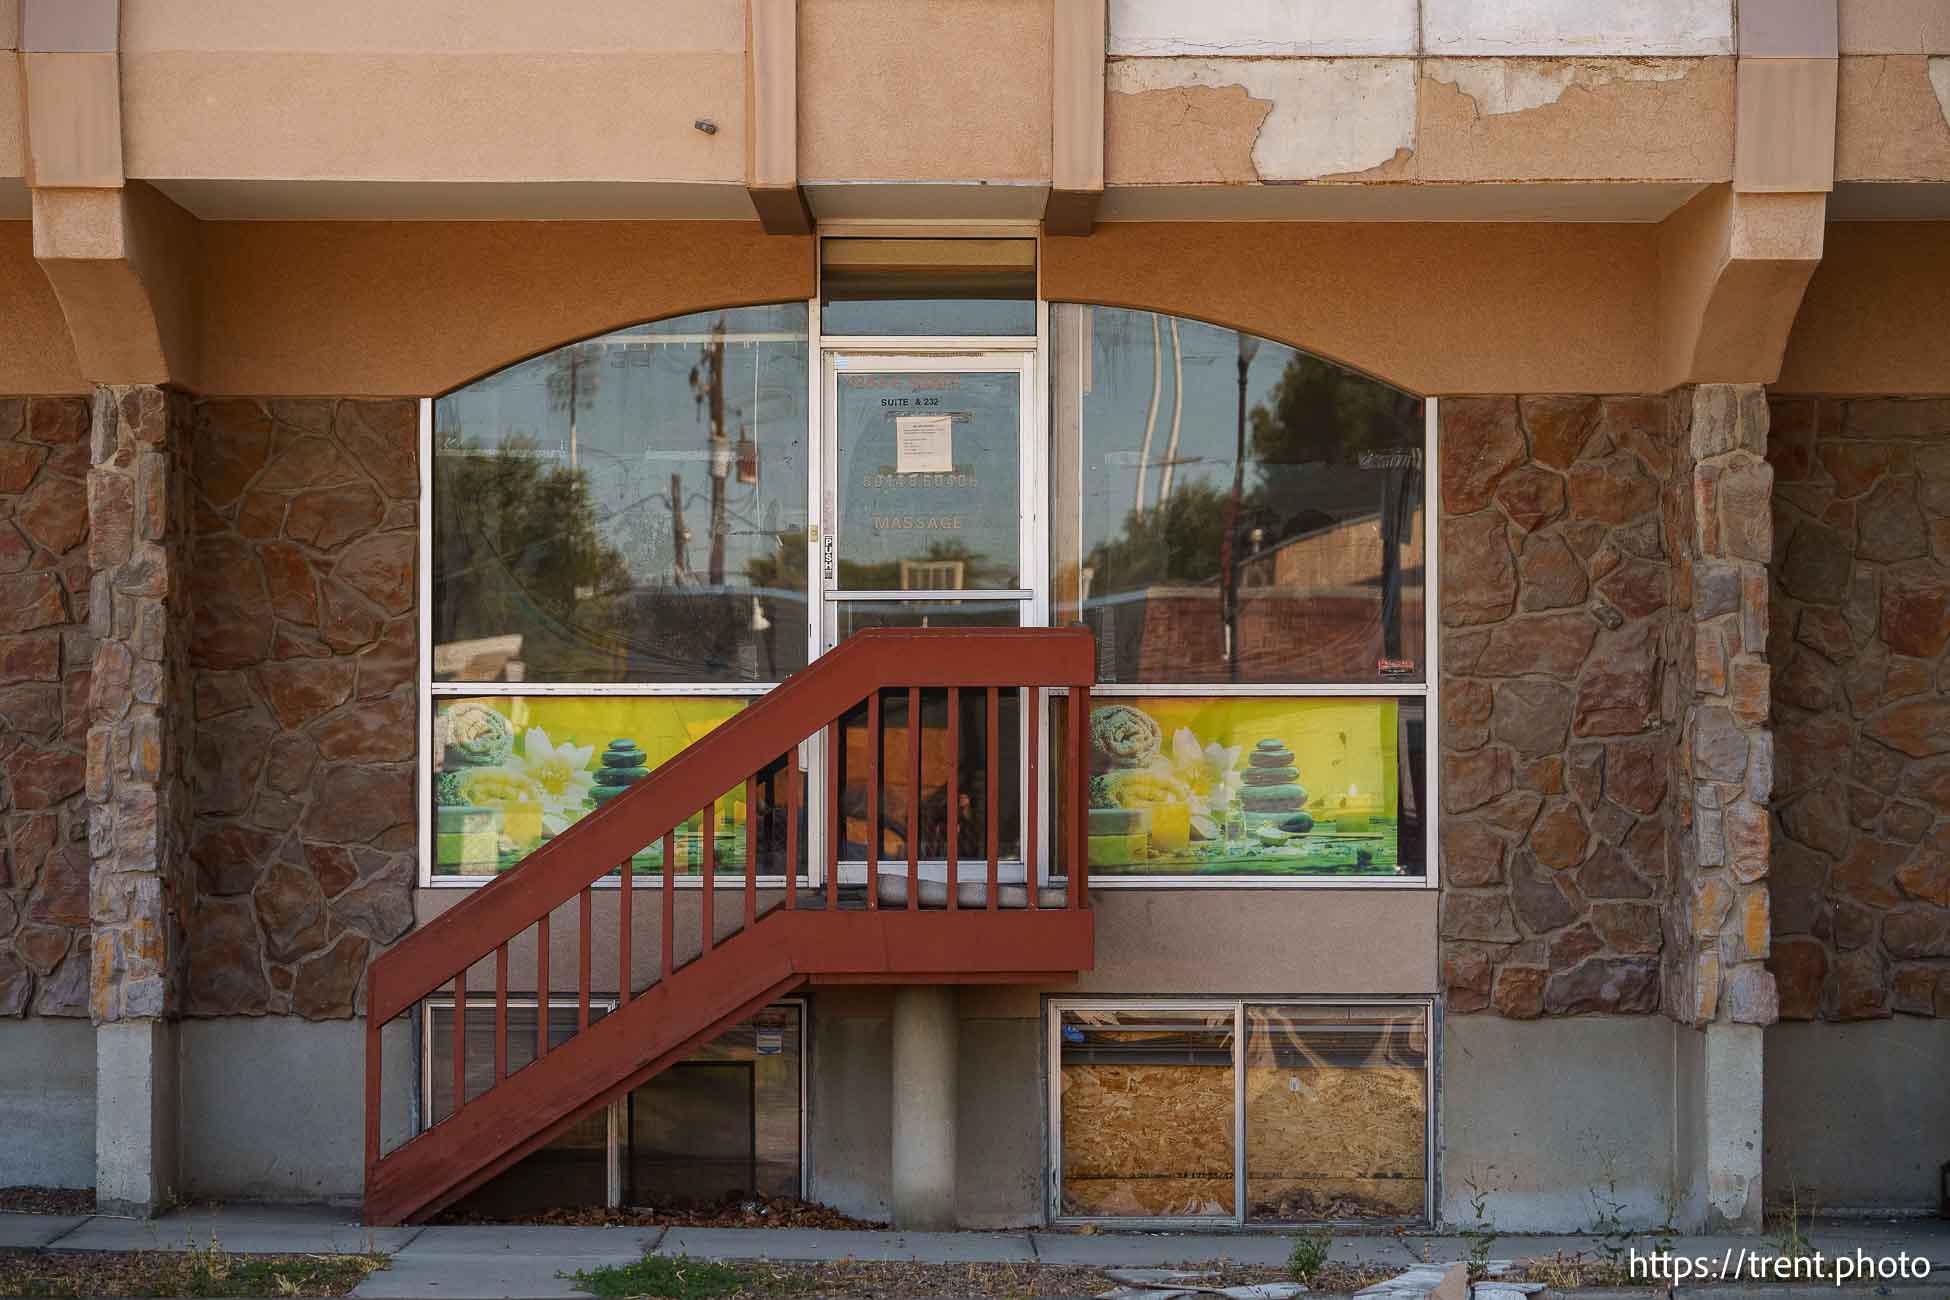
[
  {"xmin": 1286, "ymin": 1231, "xmax": 1331, "ymax": 1285},
  {"xmin": 567, "ymin": 1254, "xmax": 772, "ymax": 1299},
  {"xmin": 0, "ymin": 1246, "xmax": 382, "ymax": 1298}
]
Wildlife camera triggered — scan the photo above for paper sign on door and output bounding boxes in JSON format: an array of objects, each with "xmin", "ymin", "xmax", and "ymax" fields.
[{"xmin": 895, "ymin": 415, "xmax": 953, "ymax": 474}]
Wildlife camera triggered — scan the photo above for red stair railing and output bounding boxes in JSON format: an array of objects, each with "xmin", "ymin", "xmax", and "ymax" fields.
[{"xmin": 364, "ymin": 627, "xmax": 1094, "ymax": 1224}]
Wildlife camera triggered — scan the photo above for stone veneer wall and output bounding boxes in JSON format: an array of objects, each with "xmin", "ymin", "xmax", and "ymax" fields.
[
  {"xmin": 88, "ymin": 386, "xmax": 202, "ymax": 1023},
  {"xmin": 185, "ymin": 398, "xmax": 418, "ymax": 1019},
  {"xmin": 1438, "ymin": 395, "xmax": 1678, "ymax": 1017},
  {"xmin": 1658, "ymin": 386, "xmax": 1777, "ymax": 1029},
  {"xmin": 0, "ymin": 397, "xmax": 95, "ymax": 1017},
  {"xmin": 1766, "ymin": 396, "xmax": 1950, "ymax": 1020}
]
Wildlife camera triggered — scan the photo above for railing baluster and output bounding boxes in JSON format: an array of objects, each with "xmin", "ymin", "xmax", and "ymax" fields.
[
  {"xmin": 661, "ymin": 833, "xmax": 675, "ymax": 980},
  {"xmin": 745, "ymin": 774, "xmax": 759, "ymax": 928},
  {"xmin": 494, "ymin": 943, "xmax": 508, "ymax": 1083},
  {"xmin": 578, "ymin": 887, "xmax": 592, "ymax": 1032},
  {"xmin": 946, "ymin": 686, "xmax": 959, "ymax": 912},
  {"xmin": 907, "ymin": 686, "xmax": 920, "ymax": 911},
  {"xmin": 451, "ymin": 966, "xmax": 466, "ymax": 1120},
  {"xmin": 986, "ymin": 686, "xmax": 999, "ymax": 911},
  {"xmin": 825, "ymin": 722, "xmax": 839, "ymax": 910},
  {"xmin": 535, "ymin": 913, "xmax": 550, "ymax": 1061},
  {"xmin": 865, "ymin": 693, "xmax": 880, "ymax": 910},
  {"xmin": 617, "ymin": 860, "xmax": 632, "ymax": 1006},
  {"xmin": 785, "ymin": 754, "xmax": 799, "ymax": 910},
  {"xmin": 1069, "ymin": 685, "xmax": 1088, "ymax": 911},
  {"xmin": 1025, "ymin": 688, "xmax": 1040, "ymax": 910},
  {"xmin": 701, "ymin": 800, "xmax": 715, "ymax": 953}
]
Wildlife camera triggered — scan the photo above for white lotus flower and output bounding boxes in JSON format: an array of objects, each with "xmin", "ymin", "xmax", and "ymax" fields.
[
  {"xmin": 1163, "ymin": 726, "xmax": 1244, "ymax": 817},
  {"xmin": 512, "ymin": 727, "xmax": 597, "ymax": 830}
]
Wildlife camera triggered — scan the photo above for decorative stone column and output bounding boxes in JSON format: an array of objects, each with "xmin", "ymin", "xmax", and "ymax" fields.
[
  {"xmin": 85, "ymin": 385, "xmax": 196, "ymax": 1217},
  {"xmin": 1663, "ymin": 384, "xmax": 1778, "ymax": 1232}
]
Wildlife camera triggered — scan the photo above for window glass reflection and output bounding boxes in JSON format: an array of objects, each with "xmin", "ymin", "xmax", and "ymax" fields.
[
  {"xmin": 433, "ymin": 305, "xmax": 809, "ymax": 683},
  {"xmin": 1053, "ymin": 306, "xmax": 1425, "ymax": 685}
]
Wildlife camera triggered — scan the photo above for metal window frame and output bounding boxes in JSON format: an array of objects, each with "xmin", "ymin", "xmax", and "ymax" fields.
[
  {"xmin": 1043, "ymin": 312, "xmax": 1440, "ymax": 892},
  {"xmin": 417, "ymin": 305, "xmax": 817, "ymax": 890},
  {"xmin": 418, "ymin": 301, "xmax": 1440, "ymax": 895},
  {"xmin": 1045, "ymin": 994, "xmax": 1435, "ymax": 1230},
  {"xmin": 419, "ymin": 995, "xmax": 809, "ymax": 1210}
]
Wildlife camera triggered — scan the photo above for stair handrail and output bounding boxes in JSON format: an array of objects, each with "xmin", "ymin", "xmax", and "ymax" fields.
[{"xmin": 370, "ymin": 627, "xmax": 1096, "ymax": 1026}]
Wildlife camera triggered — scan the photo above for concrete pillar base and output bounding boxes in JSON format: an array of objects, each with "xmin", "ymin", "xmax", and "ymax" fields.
[
  {"xmin": 1683, "ymin": 1022, "xmax": 1764, "ymax": 1233},
  {"xmin": 890, "ymin": 986, "xmax": 957, "ymax": 1230},
  {"xmin": 95, "ymin": 1020, "xmax": 179, "ymax": 1218}
]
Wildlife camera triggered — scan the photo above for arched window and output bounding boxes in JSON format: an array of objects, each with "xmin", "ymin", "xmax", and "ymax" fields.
[
  {"xmin": 427, "ymin": 304, "xmax": 808, "ymax": 879},
  {"xmin": 1049, "ymin": 304, "xmax": 1428, "ymax": 880},
  {"xmin": 432, "ymin": 304, "xmax": 809, "ymax": 685}
]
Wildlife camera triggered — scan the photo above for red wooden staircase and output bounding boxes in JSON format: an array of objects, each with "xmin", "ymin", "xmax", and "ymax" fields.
[{"xmin": 363, "ymin": 627, "xmax": 1097, "ymax": 1225}]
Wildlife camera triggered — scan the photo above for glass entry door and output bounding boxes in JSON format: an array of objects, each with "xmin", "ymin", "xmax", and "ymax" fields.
[{"xmin": 812, "ymin": 351, "xmax": 1044, "ymax": 889}]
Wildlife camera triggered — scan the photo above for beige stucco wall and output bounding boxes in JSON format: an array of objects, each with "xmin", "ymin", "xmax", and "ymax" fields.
[
  {"xmin": 1840, "ymin": 0, "xmax": 1950, "ymax": 54},
  {"xmin": 0, "ymin": 222, "xmax": 84, "ymax": 393},
  {"xmin": 798, "ymin": 0, "xmax": 1052, "ymax": 182},
  {"xmin": 1835, "ymin": 55, "xmax": 1950, "ymax": 180},
  {"xmin": 1105, "ymin": 57, "xmax": 1734, "ymax": 187},
  {"xmin": 1775, "ymin": 221, "xmax": 1950, "ymax": 395},
  {"xmin": 0, "ymin": 56, "xmax": 22, "ymax": 181},
  {"xmin": 119, "ymin": 0, "xmax": 747, "ymax": 185},
  {"xmin": 1042, "ymin": 221, "xmax": 1664, "ymax": 396},
  {"xmin": 195, "ymin": 221, "xmax": 814, "ymax": 397},
  {"xmin": 415, "ymin": 887, "xmax": 1436, "ymax": 1000}
]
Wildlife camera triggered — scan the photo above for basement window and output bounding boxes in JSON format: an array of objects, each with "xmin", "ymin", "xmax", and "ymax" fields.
[
  {"xmin": 1050, "ymin": 999, "xmax": 1430, "ymax": 1226},
  {"xmin": 424, "ymin": 1001, "xmax": 805, "ymax": 1216}
]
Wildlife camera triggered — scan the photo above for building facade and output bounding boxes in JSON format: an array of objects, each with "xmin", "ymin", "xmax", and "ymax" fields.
[{"xmin": 1, "ymin": 0, "xmax": 1946, "ymax": 1232}]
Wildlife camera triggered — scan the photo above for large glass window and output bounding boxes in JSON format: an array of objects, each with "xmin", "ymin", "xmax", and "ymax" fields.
[
  {"xmin": 1052, "ymin": 305, "xmax": 1424, "ymax": 686},
  {"xmin": 1058, "ymin": 696, "xmax": 1426, "ymax": 879},
  {"xmin": 433, "ymin": 305, "xmax": 809, "ymax": 684},
  {"xmin": 1053, "ymin": 1001, "xmax": 1430, "ymax": 1226},
  {"xmin": 428, "ymin": 306, "xmax": 810, "ymax": 884},
  {"xmin": 432, "ymin": 696, "xmax": 765, "ymax": 878},
  {"xmin": 427, "ymin": 1002, "xmax": 804, "ymax": 1215},
  {"xmin": 1051, "ymin": 305, "xmax": 1432, "ymax": 885}
]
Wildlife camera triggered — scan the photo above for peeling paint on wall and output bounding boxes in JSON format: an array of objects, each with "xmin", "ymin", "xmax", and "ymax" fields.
[
  {"xmin": 1931, "ymin": 57, "xmax": 1950, "ymax": 125},
  {"xmin": 1425, "ymin": 58, "xmax": 1690, "ymax": 118},
  {"xmin": 1106, "ymin": 57, "xmax": 1417, "ymax": 180},
  {"xmin": 1105, "ymin": 82, "xmax": 1271, "ymax": 185}
]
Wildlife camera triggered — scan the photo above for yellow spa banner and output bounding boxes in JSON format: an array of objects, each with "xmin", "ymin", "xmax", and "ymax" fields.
[
  {"xmin": 431, "ymin": 696, "xmax": 750, "ymax": 876},
  {"xmin": 1083, "ymin": 697, "xmax": 1403, "ymax": 877}
]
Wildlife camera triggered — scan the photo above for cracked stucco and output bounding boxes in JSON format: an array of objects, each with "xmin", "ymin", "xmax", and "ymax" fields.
[
  {"xmin": 1106, "ymin": 57, "xmax": 1417, "ymax": 180},
  {"xmin": 1425, "ymin": 57, "xmax": 1690, "ymax": 117}
]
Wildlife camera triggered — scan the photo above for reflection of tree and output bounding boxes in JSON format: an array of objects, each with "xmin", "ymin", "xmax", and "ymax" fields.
[
  {"xmin": 745, "ymin": 528, "xmax": 807, "ymax": 595},
  {"xmin": 1086, "ymin": 351, "xmax": 1422, "ymax": 591},
  {"xmin": 1085, "ymin": 482, "xmax": 1228, "ymax": 589},
  {"xmin": 434, "ymin": 437, "xmax": 631, "ymax": 677},
  {"xmin": 1248, "ymin": 352, "xmax": 1420, "ymax": 471}
]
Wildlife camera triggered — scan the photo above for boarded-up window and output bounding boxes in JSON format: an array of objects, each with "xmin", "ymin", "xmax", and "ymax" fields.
[
  {"xmin": 1058, "ymin": 1008, "xmax": 1235, "ymax": 1218},
  {"xmin": 1244, "ymin": 1006, "xmax": 1427, "ymax": 1221},
  {"xmin": 1054, "ymin": 1001, "xmax": 1429, "ymax": 1224}
]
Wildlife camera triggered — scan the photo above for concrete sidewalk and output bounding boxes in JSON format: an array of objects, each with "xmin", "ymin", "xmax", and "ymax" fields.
[{"xmin": 1, "ymin": 1205, "xmax": 1946, "ymax": 1298}]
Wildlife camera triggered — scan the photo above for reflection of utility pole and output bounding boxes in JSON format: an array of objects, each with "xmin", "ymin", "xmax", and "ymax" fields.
[
  {"xmin": 670, "ymin": 472, "xmax": 689, "ymax": 581},
  {"xmin": 1220, "ymin": 333, "xmax": 1258, "ymax": 683},
  {"xmin": 690, "ymin": 323, "xmax": 730, "ymax": 586},
  {"xmin": 567, "ymin": 346, "xmax": 581, "ymax": 470},
  {"xmin": 1156, "ymin": 316, "xmax": 1185, "ymax": 504}
]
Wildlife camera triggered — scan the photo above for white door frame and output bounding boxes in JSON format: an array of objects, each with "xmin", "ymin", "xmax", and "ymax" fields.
[{"xmin": 802, "ymin": 318, "xmax": 1051, "ymax": 890}]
